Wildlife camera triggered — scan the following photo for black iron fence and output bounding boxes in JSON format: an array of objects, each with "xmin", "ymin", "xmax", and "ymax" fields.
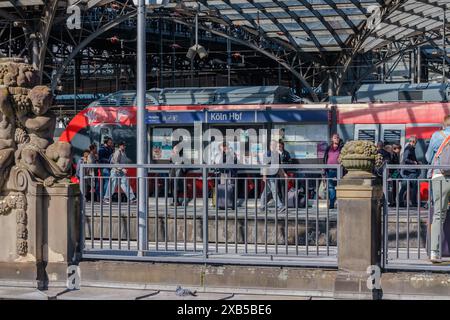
[
  {"xmin": 79, "ymin": 163, "xmax": 342, "ymax": 267},
  {"xmin": 383, "ymin": 164, "xmax": 450, "ymax": 271}
]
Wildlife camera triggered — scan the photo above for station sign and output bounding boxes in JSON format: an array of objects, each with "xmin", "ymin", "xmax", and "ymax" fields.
[{"xmin": 146, "ymin": 109, "xmax": 329, "ymax": 124}]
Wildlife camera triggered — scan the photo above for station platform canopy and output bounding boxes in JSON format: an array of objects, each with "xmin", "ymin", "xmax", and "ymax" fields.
[
  {"xmin": 3, "ymin": 0, "xmax": 448, "ymax": 54},
  {"xmin": 173, "ymin": 0, "xmax": 449, "ymax": 53}
]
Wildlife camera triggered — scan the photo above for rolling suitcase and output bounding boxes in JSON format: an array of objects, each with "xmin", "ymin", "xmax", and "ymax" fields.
[
  {"xmin": 287, "ymin": 188, "xmax": 306, "ymax": 208},
  {"xmin": 217, "ymin": 183, "xmax": 235, "ymax": 210}
]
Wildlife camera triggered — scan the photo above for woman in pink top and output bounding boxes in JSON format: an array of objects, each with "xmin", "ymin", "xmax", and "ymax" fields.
[{"xmin": 323, "ymin": 133, "xmax": 344, "ymax": 209}]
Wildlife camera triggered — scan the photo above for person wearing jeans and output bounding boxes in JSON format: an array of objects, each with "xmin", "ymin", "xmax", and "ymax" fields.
[
  {"xmin": 98, "ymin": 137, "xmax": 114, "ymax": 198},
  {"xmin": 103, "ymin": 141, "xmax": 136, "ymax": 203},
  {"xmin": 425, "ymin": 115, "xmax": 450, "ymax": 263},
  {"xmin": 323, "ymin": 133, "xmax": 344, "ymax": 209},
  {"xmin": 399, "ymin": 136, "xmax": 419, "ymax": 207},
  {"xmin": 259, "ymin": 140, "xmax": 286, "ymax": 212},
  {"xmin": 104, "ymin": 169, "xmax": 136, "ymax": 203},
  {"xmin": 326, "ymin": 169, "xmax": 338, "ymax": 209}
]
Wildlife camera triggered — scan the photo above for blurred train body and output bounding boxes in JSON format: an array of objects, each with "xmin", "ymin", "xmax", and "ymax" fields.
[{"xmin": 57, "ymin": 84, "xmax": 450, "ymax": 192}]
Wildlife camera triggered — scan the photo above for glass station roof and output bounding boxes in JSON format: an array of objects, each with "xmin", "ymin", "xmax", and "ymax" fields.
[
  {"xmin": 180, "ymin": 0, "xmax": 450, "ymax": 53},
  {"xmin": 4, "ymin": 0, "xmax": 450, "ymax": 54}
]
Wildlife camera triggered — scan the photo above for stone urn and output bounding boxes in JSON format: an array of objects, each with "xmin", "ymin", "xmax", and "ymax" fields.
[{"xmin": 339, "ymin": 140, "xmax": 382, "ymax": 178}]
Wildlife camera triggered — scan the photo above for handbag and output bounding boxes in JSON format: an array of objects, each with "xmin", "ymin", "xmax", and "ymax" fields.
[{"xmin": 318, "ymin": 180, "xmax": 327, "ymax": 200}]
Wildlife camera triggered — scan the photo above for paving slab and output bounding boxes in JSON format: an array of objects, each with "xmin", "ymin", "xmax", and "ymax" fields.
[
  {"xmin": 53, "ymin": 286, "xmax": 159, "ymax": 300},
  {"xmin": 0, "ymin": 287, "xmax": 49, "ymax": 300},
  {"xmin": 141, "ymin": 291, "xmax": 233, "ymax": 300}
]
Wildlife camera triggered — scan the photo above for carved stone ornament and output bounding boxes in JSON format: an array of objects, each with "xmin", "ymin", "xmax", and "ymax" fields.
[{"xmin": 0, "ymin": 58, "xmax": 73, "ymax": 256}]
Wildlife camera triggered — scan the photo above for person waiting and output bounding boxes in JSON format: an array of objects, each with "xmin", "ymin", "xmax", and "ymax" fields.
[
  {"xmin": 103, "ymin": 141, "xmax": 136, "ymax": 204},
  {"xmin": 425, "ymin": 115, "xmax": 450, "ymax": 263},
  {"xmin": 398, "ymin": 136, "xmax": 420, "ymax": 207},
  {"xmin": 323, "ymin": 133, "xmax": 344, "ymax": 209},
  {"xmin": 98, "ymin": 137, "xmax": 114, "ymax": 198},
  {"xmin": 277, "ymin": 140, "xmax": 292, "ymax": 204},
  {"xmin": 259, "ymin": 140, "xmax": 287, "ymax": 213}
]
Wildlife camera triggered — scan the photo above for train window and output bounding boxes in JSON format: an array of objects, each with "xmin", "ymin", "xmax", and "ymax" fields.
[
  {"xmin": 398, "ymin": 90, "xmax": 423, "ymax": 101},
  {"xmin": 381, "ymin": 125, "xmax": 405, "ymax": 149},
  {"xmin": 354, "ymin": 124, "xmax": 379, "ymax": 143},
  {"xmin": 274, "ymin": 124, "xmax": 328, "ymax": 160},
  {"xmin": 357, "ymin": 129, "xmax": 376, "ymax": 142},
  {"xmin": 383, "ymin": 129, "xmax": 402, "ymax": 145}
]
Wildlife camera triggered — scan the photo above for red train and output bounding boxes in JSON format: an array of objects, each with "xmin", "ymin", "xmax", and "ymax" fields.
[{"xmin": 58, "ymin": 86, "xmax": 450, "ymax": 196}]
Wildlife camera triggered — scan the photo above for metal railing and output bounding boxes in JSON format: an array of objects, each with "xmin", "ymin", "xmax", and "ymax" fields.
[
  {"xmin": 382, "ymin": 164, "xmax": 450, "ymax": 271},
  {"xmin": 79, "ymin": 163, "xmax": 342, "ymax": 267}
]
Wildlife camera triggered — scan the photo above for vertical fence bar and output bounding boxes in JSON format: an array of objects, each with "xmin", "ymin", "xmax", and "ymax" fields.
[
  {"xmin": 382, "ymin": 165, "xmax": 389, "ymax": 268},
  {"xmin": 306, "ymin": 178, "xmax": 310, "ymax": 256},
  {"xmin": 90, "ymin": 176, "xmax": 94, "ymax": 249},
  {"xmin": 244, "ymin": 178, "xmax": 248, "ymax": 254},
  {"xmin": 264, "ymin": 178, "xmax": 268, "ymax": 254},
  {"xmin": 275, "ymin": 178, "xmax": 279, "ymax": 255},
  {"xmin": 285, "ymin": 176, "xmax": 289, "ymax": 255},
  {"xmin": 164, "ymin": 178, "xmax": 168, "ymax": 251},
  {"xmin": 225, "ymin": 176, "xmax": 228, "ymax": 254},
  {"xmin": 316, "ymin": 178, "xmax": 320, "ymax": 256},
  {"xmin": 202, "ymin": 167, "xmax": 209, "ymax": 259},
  {"xmin": 135, "ymin": 176, "xmax": 140, "ymax": 252},
  {"xmin": 118, "ymin": 176, "xmax": 122, "ymax": 250},
  {"xmin": 79, "ymin": 165, "xmax": 86, "ymax": 255},
  {"xmin": 407, "ymin": 180, "xmax": 410, "ymax": 259},
  {"xmin": 255, "ymin": 177, "xmax": 258, "ymax": 254},
  {"xmin": 337, "ymin": 165, "xmax": 342, "ymax": 256},
  {"xmin": 194, "ymin": 176, "xmax": 197, "ymax": 252},
  {"xmin": 109, "ymin": 176, "xmax": 113, "ymax": 250},
  {"xmin": 127, "ymin": 180, "xmax": 131, "ymax": 250},
  {"xmin": 215, "ymin": 176, "xmax": 218, "ymax": 253},
  {"xmin": 326, "ymin": 173, "xmax": 330, "ymax": 256},
  {"xmin": 440, "ymin": 180, "xmax": 443, "ymax": 259},
  {"xmin": 184, "ymin": 177, "xmax": 187, "ymax": 252},
  {"xmin": 155, "ymin": 177, "xmax": 159, "ymax": 251},
  {"xmin": 396, "ymin": 177, "xmax": 400, "ymax": 259},
  {"xmin": 427, "ymin": 178, "xmax": 432, "ymax": 257},
  {"xmin": 100, "ymin": 175, "xmax": 104, "ymax": 249},
  {"xmin": 295, "ymin": 178, "xmax": 299, "ymax": 256},
  {"xmin": 417, "ymin": 178, "xmax": 421, "ymax": 259},
  {"xmin": 234, "ymin": 177, "xmax": 238, "ymax": 254},
  {"xmin": 174, "ymin": 174, "xmax": 178, "ymax": 251}
]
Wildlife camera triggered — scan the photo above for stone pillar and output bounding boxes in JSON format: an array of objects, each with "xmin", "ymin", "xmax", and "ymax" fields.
[
  {"xmin": 0, "ymin": 168, "xmax": 46, "ymax": 288},
  {"xmin": 334, "ymin": 176, "xmax": 383, "ymax": 299},
  {"xmin": 0, "ymin": 167, "xmax": 80, "ymax": 288},
  {"xmin": 44, "ymin": 183, "xmax": 80, "ymax": 285}
]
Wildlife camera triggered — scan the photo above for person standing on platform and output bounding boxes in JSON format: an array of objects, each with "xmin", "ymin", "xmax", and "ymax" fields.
[
  {"xmin": 399, "ymin": 136, "xmax": 419, "ymax": 207},
  {"xmin": 98, "ymin": 137, "xmax": 114, "ymax": 198},
  {"xmin": 323, "ymin": 133, "xmax": 344, "ymax": 209},
  {"xmin": 277, "ymin": 140, "xmax": 292, "ymax": 204},
  {"xmin": 425, "ymin": 115, "xmax": 450, "ymax": 263},
  {"xmin": 103, "ymin": 141, "xmax": 136, "ymax": 204}
]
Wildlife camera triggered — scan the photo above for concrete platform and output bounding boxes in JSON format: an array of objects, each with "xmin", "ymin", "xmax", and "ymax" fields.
[{"xmin": 0, "ymin": 285, "xmax": 319, "ymax": 300}]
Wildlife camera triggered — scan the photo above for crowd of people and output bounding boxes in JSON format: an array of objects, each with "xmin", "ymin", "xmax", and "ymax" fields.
[
  {"xmin": 74, "ymin": 132, "xmax": 427, "ymax": 211},
  {"xmin": 73, "ymin": 115, "xmax": 450, "ymax": 264},
  {"xmin": 75, "ymin": 137, "xmax": 136, "ymax": 204}
]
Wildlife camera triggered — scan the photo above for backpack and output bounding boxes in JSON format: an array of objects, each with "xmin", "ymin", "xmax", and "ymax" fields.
[{"xmin": 434, "ymin": 131, "xmax": 450, "ymax": 176}]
